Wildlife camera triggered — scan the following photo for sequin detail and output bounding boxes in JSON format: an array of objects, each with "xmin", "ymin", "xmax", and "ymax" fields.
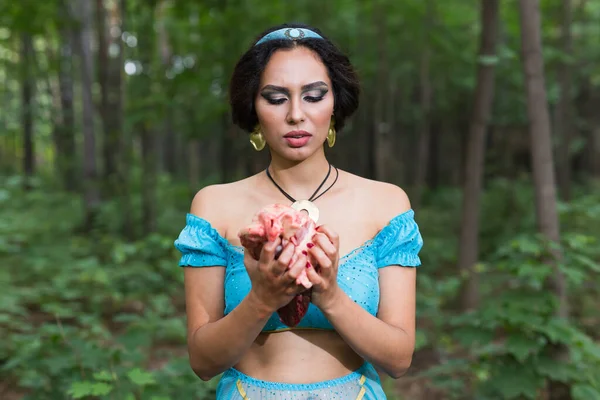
[
  {"xmin": 218, "ymin": 362, "xmax": 386, "ymax": 399},
  {"xmin": 174, "ymin": 209, "xmax": 423, "ymax": 332}
]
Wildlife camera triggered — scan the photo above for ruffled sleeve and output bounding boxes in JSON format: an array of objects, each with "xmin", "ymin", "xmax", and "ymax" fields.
[
  {"xmin": 174, "ymin": 213, "xmax": 229, "ymax": 267},
  {"xmin": 374, "ymin": 209, "xmax": 423, "ymax": 269}
]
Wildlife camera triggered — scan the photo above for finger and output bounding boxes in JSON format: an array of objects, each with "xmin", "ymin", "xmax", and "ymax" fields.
[
  {"xmin": 315, "ymin": 225, "xmax": 339, "ymax": 251},
  {"xmin": 287, "ymin": 253, "xmax": 308, "ymax": 282},
  {"xmin": 305, "ymin": 264, "xmax": 324, "ymax": 288},
  {"xmin": 309, "ymin": 245, "xmax": 332, "ymax": 273},
  {"xmin": 274, "ymin": 242, "xmax": 296, "ymax": 273},
  {"xmin": 259, "ymin": 236, "xmax": 281, "ymax": 266},
  {"xmin": 243, "ymin": 250, "xmax": 258, "ymax": 270},
  {"xmin": 312, "ymin": 233, "xmax": 337, "ymax": 260}
]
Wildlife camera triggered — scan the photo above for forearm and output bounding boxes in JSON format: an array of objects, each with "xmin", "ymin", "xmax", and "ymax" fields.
[
  {"xmin": 321, "ymin": 290, "xmax": 415, "ymax": 378},
  {"xmin": 188, "ymin": 292, "xmax": 271, "ymax": 380}
]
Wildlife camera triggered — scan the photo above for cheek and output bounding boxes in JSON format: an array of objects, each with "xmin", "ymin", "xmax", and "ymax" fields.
[
  {"xmin": 313, "ymin": 99, "xmax": 335, "ymax": 126},
  {"xmin": 255, "ymin": 104, "xmax": 281, "ymax": 127}
]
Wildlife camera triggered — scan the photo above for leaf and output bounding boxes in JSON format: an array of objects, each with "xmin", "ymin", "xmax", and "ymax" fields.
[
  {"xmin": 535, "ymin": 357, "xmax": 578, "ymax": 382},
  {"xmin": 504, "ymin": 334, "xmax": 546, "ymax": 362},
  {"xmin": 67, "ymin": 381, "xmax": 94, "ymax": 399},
  {"xmin": 67, "ymin": 381, "xmax": 113, "ymax": 399},
  {"xmin": 488, "ymin": 362, "xmax": 544, "ymax": 399},
  {"xmin": 90, "ymin": 383, "xmax": 113, "ymax": 396},
  {"xmin": 453, "ymin": 326, "xmax": 496, "ymax": 348},
  {"xmin": 572, "ymin": 253, "xmax": 600, "ymax": 272},
  {"xmin": 93, "ymin": 370, "xmax": 115, "ymax": 382},
  {"xmin": 572, "ymin": 384, "xmax": 600, "ymax": 400},
  {"xmin": 127, "ymin": 368, "xmax": 156, "ymax": 386}
]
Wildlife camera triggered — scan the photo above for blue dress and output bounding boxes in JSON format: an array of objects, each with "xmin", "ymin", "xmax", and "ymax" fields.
[{"xmin": 175, "ymin": 209, "xmax": 424, "ymax": 399}]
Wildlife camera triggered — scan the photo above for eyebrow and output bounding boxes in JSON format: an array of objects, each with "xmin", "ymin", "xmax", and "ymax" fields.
[{"xmin": 260, "ymin": 81, "xmax": 329, "ymax": 95}]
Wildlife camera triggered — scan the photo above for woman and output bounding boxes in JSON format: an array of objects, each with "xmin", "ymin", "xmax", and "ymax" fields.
[{"xmin": 174, "ymin": 23, "xmax": 423, "ymax": 399}]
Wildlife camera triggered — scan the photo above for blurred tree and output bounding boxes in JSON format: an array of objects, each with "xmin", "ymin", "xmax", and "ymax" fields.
[
  {"xmin": 458, "ymin": 0, "xmax": 500, "ymax": 312},
  {"xmin": 56, "ymin": 0, "xmax": 79, "ymax": 192},
  {"xmin": 519, "ymin": 0, "xmax": 570, "ymax": 397},
  {"xmin": 20, "ymin": 31, "xmax": 34, "ymax": 190},
  {"xmin": 72, "ymin": 0, "xmax": 101, "ymax": 229},
  {"xmin": 554, "ymin": 0, "xmax": 574, "ymax": 200},
  {"xmin": 413, "ymin": 0, "xmax": 434, "ymax": 208}
]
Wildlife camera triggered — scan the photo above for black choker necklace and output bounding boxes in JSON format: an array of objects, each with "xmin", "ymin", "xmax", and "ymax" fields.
[{"xmin": 265, "ymin": 163, "xmax": 339, "ymax": 223}]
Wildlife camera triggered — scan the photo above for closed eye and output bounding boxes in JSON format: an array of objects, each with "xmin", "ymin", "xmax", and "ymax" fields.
[
  {"xmin": 304, "ymin": 96, "xmax": 324, "ymax": 103},
  {"xmin": 304, "ymin": 88, "xmax": 328, "ymax": 103},
  {"xmin": 266, "ymin": 97, "xmax": 287, "ymax": 105}
]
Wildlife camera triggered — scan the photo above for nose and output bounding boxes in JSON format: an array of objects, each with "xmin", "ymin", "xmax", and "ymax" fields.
[{"xmin": 286, "ymin": 97, "xmax": 305, "ymax": 125}]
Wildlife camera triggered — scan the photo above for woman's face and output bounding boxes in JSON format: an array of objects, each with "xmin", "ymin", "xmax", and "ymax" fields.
[{"xmin": 254, "ymin": 46, "xmax": 334, "ymax": 161}]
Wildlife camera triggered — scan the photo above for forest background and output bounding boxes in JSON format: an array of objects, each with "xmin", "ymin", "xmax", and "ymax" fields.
[{"xmin": 1, "ymin": 0, "xmax": 600, "ymax": 399}]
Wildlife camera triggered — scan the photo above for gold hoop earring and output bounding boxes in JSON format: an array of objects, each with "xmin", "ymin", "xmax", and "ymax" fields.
[
  {"xmin": 249, "ymin": 126, "xmax": 266, "ymax": 151},
  {"xmin": 327, "ymin": 119, "xmax": 336, "ymax": 148}
]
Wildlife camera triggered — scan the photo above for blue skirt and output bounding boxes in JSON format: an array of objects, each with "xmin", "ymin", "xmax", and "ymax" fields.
[{"xmin": 215, "ymin": 362, "xmax": 387, "ymax": 399}]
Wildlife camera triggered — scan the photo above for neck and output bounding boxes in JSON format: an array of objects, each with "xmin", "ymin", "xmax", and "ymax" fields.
[{"xmin": 266, "ymin": 150, "xmax": 332, "ymax": 201}]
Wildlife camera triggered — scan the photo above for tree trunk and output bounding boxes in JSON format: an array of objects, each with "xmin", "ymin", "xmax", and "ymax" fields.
[
  {"xmin": 413, "ymin": 0, "xmax": 434, "ymax": 208},
  {"xmin": 554, "ymin": 0, "xmax": 573, "ymax": 200},
  {"xmin": 73, "ymin": 0, "xmax": 101, "ymax": 229},
  {"xmin": 458, "ymin": 0, "xmax": 500, "ymax": 312},
  {"xmin": 592, "ymin": 113, "xmax": 600, "ymax": 177},
  {"xmin": 583, "ymin": 85, "xmax": 600, "ymax": 178},
  {"xmin": 58, "ymin": 1, "xmax": 78, "ymax": 192},
  {"xmin": 105, "ymin": 0, "xmax": 133, "ymax": 239},
  {"xmin": 137, "ymin": 1, "xmax": 158, "ymax": 234},
  {"xmin": 372, "ymin": 0, "xmax": 392, "ymax": 183},
  {"xmin": 40, "ymin": 44, "xmax": 66, "ymax": 188},
  {"xmin": 21, "ymin": 32, "xmax": 35, "ymax": 190},
  {"xmin": 0, "ymin": 70, "xmax": 11, "ymax": 173},
  {"xmin": 158, "ymin": 0, "xmax": 177, "ymax": 176},
  {"xmin": 518, "ymin": 1, "xmax": 569, "ymax": 398},
  {"xmin": 96, "ymin": 0, "xmax": 113, "ymax": 193}
]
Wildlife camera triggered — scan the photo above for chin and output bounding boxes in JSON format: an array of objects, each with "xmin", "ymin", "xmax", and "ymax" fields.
[{"xmin": 275, "ymin": 147, "xmax": 318, "ymax": 162}]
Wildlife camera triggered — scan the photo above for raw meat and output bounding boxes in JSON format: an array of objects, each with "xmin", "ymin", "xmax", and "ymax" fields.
[{"xmin": 238, "ymin": 203, "xmax": 318, "ymax": 326}]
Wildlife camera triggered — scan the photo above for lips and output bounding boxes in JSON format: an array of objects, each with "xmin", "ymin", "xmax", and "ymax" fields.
[
  {"xmin": 284, "ymin": 130, "xmax": 312, "ymax": 148},
  {"xmin": 284, "ymin": 130, "xmax": 312, "ymax": 139}
]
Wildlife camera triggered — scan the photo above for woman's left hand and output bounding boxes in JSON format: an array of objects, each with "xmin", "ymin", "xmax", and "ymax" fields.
[{"xmin": 306, "ymin": 225, "xmax": 343, "ymax": 311}]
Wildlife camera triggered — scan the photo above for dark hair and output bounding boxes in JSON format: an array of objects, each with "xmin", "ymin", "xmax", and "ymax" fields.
[{"xmin": 229, "ymin": 23, "xmax": 360, "ymax": 133}]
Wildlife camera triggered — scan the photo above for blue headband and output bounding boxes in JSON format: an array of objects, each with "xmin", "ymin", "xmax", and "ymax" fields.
[{"xmin": 255, "ymin": 27, "xmax": 323, "ymax": 46}]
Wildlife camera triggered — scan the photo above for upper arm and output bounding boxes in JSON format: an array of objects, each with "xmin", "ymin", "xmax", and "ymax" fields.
[
  {"xmin": 377, "ymin": 267, "xmax": 417, "ymax": 347},
  {"xmin": 184, "ymin": 267, "xmax": 225, "ymax": 339},
  {"xmin": 374, "ymin": 183, "xmax": 419, "ymax": 343},
  {"xmin": 181, "ymin": 185, "xmax": 229, "ymax": 338}
]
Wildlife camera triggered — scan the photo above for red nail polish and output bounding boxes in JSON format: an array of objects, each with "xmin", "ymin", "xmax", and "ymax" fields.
[
  {"xmin": 302, "ymin": 250, "xmax": 308, "ymax": 255},
  {"xmin": 307, "ymin": 243, "xmax": 314, "ymax": 248},
  {"xmin": 316, "ymin": 225, "xmax": 322, "ymax": 231},
  {"xmin": 306, "ymin": 262, "xmax": 312, "ymax": 268}
]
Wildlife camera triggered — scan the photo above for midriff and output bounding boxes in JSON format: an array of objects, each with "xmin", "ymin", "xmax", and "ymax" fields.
[{"xmin": 233, "ymin": 330, "xmax": 364, "ymax": 383}]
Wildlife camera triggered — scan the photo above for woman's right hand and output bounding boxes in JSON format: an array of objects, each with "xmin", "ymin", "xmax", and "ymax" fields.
[{"xmin": 244, "ymin": 237, "xmax": 308, "ymax": 313}]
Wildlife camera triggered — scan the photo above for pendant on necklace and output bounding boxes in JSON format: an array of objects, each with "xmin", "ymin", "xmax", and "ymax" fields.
[{"xmin": 290, "ymin": 199, "xmax": 319, "ymax": 223}]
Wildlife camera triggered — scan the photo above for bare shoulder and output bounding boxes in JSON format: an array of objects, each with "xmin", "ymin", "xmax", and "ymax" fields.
[
  {"xmin": 189, "ymin": 176, "xmax": 257, "ymax": 233},
  {"xmin": 343, "ymin": 171, "xmax": 412, "ymax": 226}
]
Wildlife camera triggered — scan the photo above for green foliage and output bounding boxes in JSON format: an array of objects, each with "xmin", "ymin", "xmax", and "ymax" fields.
[
  {"xmin": 413, "ymin": 181, "xmax": 600, "ymax": 399},
  {"xmin": 0, "ymin": 179, "xmax": 218, "ymax": 399}
]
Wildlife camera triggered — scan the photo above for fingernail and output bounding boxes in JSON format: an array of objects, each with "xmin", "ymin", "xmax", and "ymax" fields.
[
  {"xmin": 306, "ymin": 262, "xmax": 312, "ymax": 268},
  {"xmin": 302, "ymin": 250, "xmax": 308, "ymax": 255},
  {"xmin": 307, "ymin": 243, "xmax": 314, "ymax": 248},
  {"xmin": 316, "ymin": 225, "xmax": 322, "ymax": 231}
]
